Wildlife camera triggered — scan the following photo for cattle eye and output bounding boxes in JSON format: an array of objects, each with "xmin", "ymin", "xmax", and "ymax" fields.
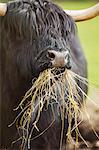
[{"xmin": 47, "ymin": 51, "xmax": 55, "ymax": 60}]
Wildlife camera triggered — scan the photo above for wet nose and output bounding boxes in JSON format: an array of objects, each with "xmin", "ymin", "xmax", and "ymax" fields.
[{"xmin": 47, "ymin": 50, "xmax": 71, "ymax": 69}]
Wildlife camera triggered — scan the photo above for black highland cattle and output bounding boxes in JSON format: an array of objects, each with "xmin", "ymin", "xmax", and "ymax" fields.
[{"xmin": 0, "ymin": 0, "xmax": 98, "ymax": 149}]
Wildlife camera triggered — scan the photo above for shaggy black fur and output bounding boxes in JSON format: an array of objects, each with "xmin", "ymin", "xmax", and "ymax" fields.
[
  {"xmin": 0, "ymin": 0, "xmax": 87, "ymax": 149},
  {"xmin": 1, "ymin": 0, "xmax": 76, "ymax": 77}
]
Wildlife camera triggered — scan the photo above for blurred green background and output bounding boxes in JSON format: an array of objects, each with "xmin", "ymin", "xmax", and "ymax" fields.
[{"xmin": 0, "ymin": 0, "xmax": 99, "ymax": 87}]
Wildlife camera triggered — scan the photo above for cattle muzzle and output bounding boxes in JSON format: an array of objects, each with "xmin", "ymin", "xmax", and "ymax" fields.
[{"xmin": 47, "ymin": 50, "xmax": 71, "ymax": 69}]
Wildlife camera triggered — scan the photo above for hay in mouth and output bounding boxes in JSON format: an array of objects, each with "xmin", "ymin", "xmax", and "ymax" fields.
[{"xmin": 9, "ymin": 68, "xmax": 99, "ymax": 150}]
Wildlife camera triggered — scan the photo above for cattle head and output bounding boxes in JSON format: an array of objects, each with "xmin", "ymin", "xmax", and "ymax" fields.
[
  {"xmin": 0, "ymin": 0, "xmax": 74, "ymax": 80},
  {"xmin": 0, "ymin": 0, "xmax": 98, "ymax": 79}
]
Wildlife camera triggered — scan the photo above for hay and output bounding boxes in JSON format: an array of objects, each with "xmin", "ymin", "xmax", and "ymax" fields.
[{"xmin": 9, "ymin": 68, "xmax": 99, "ymax": 150}]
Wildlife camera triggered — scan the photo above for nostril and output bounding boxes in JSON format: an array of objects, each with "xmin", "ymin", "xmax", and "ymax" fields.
[
  {"xmin": 65, "ymin": 53, "xmax": 70, "ymax": 60},
  {"xmin": 67, "ymin": 65, "xmax": 71, "ymax": 69},
  {"xmin": 47, "ymin": 51, "xmax": 55, "ymax": 60},
  {"xmin": 66, "ymin": 62, "xmax": 71, "ymax": 69},
  {"xmin": 65, "ymin": 55, "xmax": 68, "ymax": 59}
]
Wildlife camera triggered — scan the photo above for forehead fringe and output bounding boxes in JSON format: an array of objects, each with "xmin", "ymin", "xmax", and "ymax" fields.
[{"xmin": 2, "ymin": 0, "xmax": 76, "ymax": 43}]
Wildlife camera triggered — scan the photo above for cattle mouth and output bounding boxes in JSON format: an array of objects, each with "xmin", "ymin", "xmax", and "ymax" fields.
[{"xmin": 33, "ymin": 52, "xmax": 71, "ymax": 79}]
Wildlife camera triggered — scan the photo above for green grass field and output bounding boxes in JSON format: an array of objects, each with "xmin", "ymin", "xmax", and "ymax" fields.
[{"xmin": 54, "ymin": 1, "xmax": 99, "ymax": 87}]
